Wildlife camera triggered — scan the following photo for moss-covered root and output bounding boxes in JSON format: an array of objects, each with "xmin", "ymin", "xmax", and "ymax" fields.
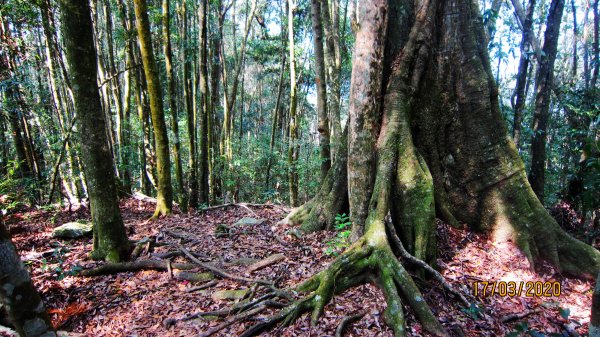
[
  {"xmin": 241, "ymin": 239, "xmax": 447, "ymax": 337},
  {"xmin": 481, "ymin": 171, "xmax": 600, "ymax": 277},
  {"xmin": 150, "ymin": 197, "xmax": 172, "ymax": 220}
]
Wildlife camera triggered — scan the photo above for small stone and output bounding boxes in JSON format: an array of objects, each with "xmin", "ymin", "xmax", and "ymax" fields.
[
  {"xmin": 233, "ymin": 217, "xmax": 265, "ymax": 226},
  {"xmin": 52, "ymin": 222, "xmax": 93, "ymax": 239},
  {"xmin": 211, "ymin": 289, "xmax": 250, "ymax": 301}
]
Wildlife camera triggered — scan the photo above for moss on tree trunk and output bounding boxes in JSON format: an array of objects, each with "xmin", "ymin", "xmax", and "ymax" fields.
[
  {"xmin": 60, "ymin": 0, "xmax": 130, "ymax": 262},
  {"xmin": 261, "ymin": 0, "xmax": 600, "ymax": 335},
  {"xmin": 133, "ymin": 0, "xmax": 174, "ymax": 219}
]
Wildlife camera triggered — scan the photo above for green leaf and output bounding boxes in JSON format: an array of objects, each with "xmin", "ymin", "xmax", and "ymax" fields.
[{"xmin": 559, "ymin": 307, "xmax": 570, "ymax": 319}]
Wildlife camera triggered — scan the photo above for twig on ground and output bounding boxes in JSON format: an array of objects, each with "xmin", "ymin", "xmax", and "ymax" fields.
[
  {"xmin": 247, "ymin": 254, "xmax": 285, "ymax": 273},
  {"xmin": 179, "ymin": 247, "xmax": 273, "ymax": 286},
  {"xmin": 499, "ymin": 308, "xmax": 540, "ymax": 323},
  {"xmin": 186, "ymin": 280, "xmax": 218, "ymax": 293},
  {"xmin": 335, "ymin": 311, "xmax": 366, "ymax": 337},
  {"xmin": 80, "ymin": 259, "xmax": 197, "ymax": 276},
  {"xmin": 198, "ymin": 305, "xmax": 267, "ymax": 337}
]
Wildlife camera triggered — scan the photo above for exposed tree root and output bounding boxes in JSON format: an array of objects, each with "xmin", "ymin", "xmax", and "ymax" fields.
[
  {"xmin": 385, "ymin": 219, "xmax": 471, "ymax": 307},
  {"xmin": 238, "ymin": 235, "xmax": 447, "ymax": 337}
]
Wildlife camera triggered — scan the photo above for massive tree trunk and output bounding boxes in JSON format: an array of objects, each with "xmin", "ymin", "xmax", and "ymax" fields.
[
  {"xmin": 0, "ymin": 218, "xmax": 56, "ymax": 337},
  {"xmin": 59, "ymin": 0, "xmax": 130, "ymax": 262},
  {"xmin": 133, "ymin": 0, "xmax": 174, "ymax": 218},
  {"xmin": 267, "ymin": 0, "xmax": 600, "ymax": 335}
]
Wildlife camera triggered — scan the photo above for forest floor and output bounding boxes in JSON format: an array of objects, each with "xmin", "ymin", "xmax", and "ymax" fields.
[{"xmin": 4, "ymin": 197, "xmax": 596, "ymax": 337}]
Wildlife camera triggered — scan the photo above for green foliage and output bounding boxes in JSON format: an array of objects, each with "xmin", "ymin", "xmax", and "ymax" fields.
[
  {"xmin": 324, "ymin": 213, "xmax": 352, "ymax": 256},
  {"xmin": 460, "ymin": 303, "xmax": 483, "ymax": 320},
  {"xmin": 37, "ymin": 244, "xmax": 82, "ymax": 281},
  {"xmin": 0, "ymin": 160, "xmax": 37, "ymax": 212}
]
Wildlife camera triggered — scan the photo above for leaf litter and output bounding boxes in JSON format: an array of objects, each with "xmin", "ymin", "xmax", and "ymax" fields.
[{"xmin": 5, "ymin": 198, "xmax": 595, "ymax": 336}]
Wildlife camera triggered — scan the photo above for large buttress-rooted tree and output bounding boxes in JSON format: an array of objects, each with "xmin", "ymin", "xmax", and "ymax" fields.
[
  {"xmin": 59, "ymin": 0, "xmax": 130, "ymax": 262},
  {"xmin": 133, "ymin": 0, "xmax": 174, "ymax": 218},
  {"xmin": 255, "ymin": 0, "xmax": 600, "ymax": 335}
]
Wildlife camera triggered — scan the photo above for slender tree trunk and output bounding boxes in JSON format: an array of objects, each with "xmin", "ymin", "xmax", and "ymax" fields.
[
  {"xmin": 321, "ymin": 0, "xmax": 342, "ymax": 161},
  {"xmin": 133, "ymin": 0, "xmax": 174, "ymax": 218},
  {"xmin": 180, "ymin": 1, "xmax": 198, "ymax": 208},
  {"xmin": 117, "ymin": 0, "xmax": 133, "ymax": 194},
  {"xmin": 511, "ymin": 0, "xmax": 536, "ymax": 148},
  {"xmin": 265, "ymin": 54, "xmax": 286, "ymax": 189},
  {"xmin": 529, "ymin": 0, "xmax": 565, "ymax": 202},
  {"xmin": 59, "ymin": 0, "xmax": 130, "ymax": 262},
  {"xmin": 287, "ymin": 0, "xmax": 299, "ymax": 207},
  {"xmin": 198, "ymin": 0, "xmax": 210, "ymax": 205},
  {"xmin": 311, "ymin": 0, "xmax": 331, "ymax": 181},
  {"xmin": 209, "ymin": 0, "xmax": 223, "ymax": 203},
  {"xmin": 162, "ymin": 0, "xmax": 186, "ymax": 210},
  {"xmin": 571, "ymin": 0, "xmax": 578, "ymax": 78},
  {"xmin": 592, "ymin": 0, "xmax": 599, "ymax": 86}
]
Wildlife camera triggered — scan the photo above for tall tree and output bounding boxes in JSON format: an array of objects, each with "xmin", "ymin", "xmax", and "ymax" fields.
[
  {"xmin": 162, "ymin": 0, "xmax": 186, "ymax": 210},
  {"xmin": 180, "ymin": 0, "xmax": 198, "ymax": 208},
  {"xmin": 133, "ymin": 0, "xmax": 174, "ymax": 218},
  {"xmin": 287, "ymin": 0, "xmax": 299, "ymax": 207},
  {"xmin": 0, "ymin": 217, "xmax": 56, "ymax": 337},
  {"xmin": 59, "ymin": 0, "xmax": 130, "ymax": 261},
  {"xmin": 310, "ymin": 0, "xmax": 331, "ymax": 181},
  {"xmin": 266, "ymin": 0, "xmax": 600, "ymax": 335},
  {"xmin": 321, "ymin": 0, "xmax": 343, "ymax": 161},
  {"xmin": 529, "ymin": 0, "xmax": 566, "ymax": 202},
  {"xmin": 511, "ymin": 0, "xmax": 537, "ymax": 148},
  {"xmin": 198, "ymin": 0, "xmax": 210, "ymax": 205}
]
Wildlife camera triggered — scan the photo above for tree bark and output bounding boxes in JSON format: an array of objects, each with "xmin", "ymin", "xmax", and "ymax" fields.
[
  {"xmin": 347, "ymin": 0, "xmax": 387, "ymax": 240},
  {"xmin": 311, "ymin": 0, "xmax": 331, "ymax": 181},
  {"xmin": 511, "ymin": 0, "xmax": 536, "ymax": 149},
  {"xmin": 59, "ymin": 0, "xmax": 130, "ymax": 262},
  {"xmin": 198, "ymin": 0, "xmax": 210, "ymax": 205},
  {"xmin": 262, "ymin": 0, "xmax": 600, "ymax": 335},
  {"xmin": 179, "ymin": 0, "xmax": 198, "ymax": 208},
  {"xmin": 133, "ymin": 0, "xmax": 174, "ymax": 218},
  {"xmin": 529, "ymin": 0, "xmax": 565, "ymax": 202},
  {"xmin": 162, "ymin": 0, "xmax": 186, "ymax": 210},
  {"xmin": 0, "ymin": 218, "xmax": 56, "ymax": 337},
  {"xmin": 287, "ymin": 0, "xmax": 299, "ymax": 207}
]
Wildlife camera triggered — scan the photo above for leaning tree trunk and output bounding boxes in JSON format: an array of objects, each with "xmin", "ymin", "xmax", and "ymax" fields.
[
  {"xmin": 133, "ymin": 0, "xmax": 174, "ymax": 218},
  {"xmin": 0, "ymin": 218, "xmax": 56, "ymax": 337},
  {"xmin": 268, "ymin": 0, "xmax": 600, "ymax": 335}
]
